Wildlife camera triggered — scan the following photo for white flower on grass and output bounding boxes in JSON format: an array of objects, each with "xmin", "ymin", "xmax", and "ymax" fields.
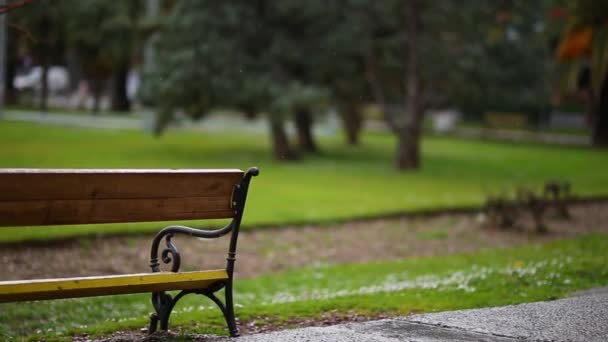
[{"xmin": 236, "ymin": 256, "xmax": 573, "ymax": 305}]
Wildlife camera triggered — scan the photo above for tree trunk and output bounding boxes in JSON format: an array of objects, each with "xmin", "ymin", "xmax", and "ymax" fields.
[
  {"xmin": 269, "ymin": 117, "xmax": 297, "ymax": 160},
  {"xmin": 339, "ymin": 102, "xmax": 362, "ymax": 146},
  {"xmin": 343, "ymin": 104, "xmax": 363, "ymax": 146},
  {"xmin": 39, "ymin": 58, "xmax": 49, "ymax": 114},
  {"xmin": 91, "ymin": 79, "xmax": 103, "ymax": 115},
  {"xmin": 293, "ymin": 107, "xmax": 318, "ymax": 153},
  {"xmin": 65, "ymin": 49, "xmax": 81, "ymax": 92},
  {"xmin": 396, "ymin": 124, "xmax": 421, "ymax": 169},
  {"xmin": 111, "ymin": 61, "xmax": 131, "ymax": 112},
  {"xmin": 243, "ymin": 109, "xmax": 258, "ymax": 120},
  {"xmin": 396, "ymin": 0, "xmax": 423, "ymax": 170},
  {"xmin": 37, "ymin": 14, "xmax": 51, "ymax": 114},
  {"xmin": 5, "ymin": 46, "xmax": 17, "ymax": 105},
  {"xmin": 365, "ymin": 48, "xmax": 398, "ymax": 134},
  {"xmin": 153, "ymin": 108, "xmax": 173, "ymax": 136},
  {"xmin": 592, "ymin": 74, "xmax": 608, "ymax": 147}
]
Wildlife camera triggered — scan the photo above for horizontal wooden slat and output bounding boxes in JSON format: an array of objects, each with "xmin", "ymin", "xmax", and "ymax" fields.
[
  {"xmin": 0, "ymin": 270, "xmax": 229, "ymax": 302},
  {"xmin": 0, "ymin": 196, "xmax": 235, "ymax": 226},
  {"xmin": 0, "ymin": 169, "xmax": 243, "ymax": 226},
  {"xmin": 0, "ymin": 169, "xmax": 243, "ymax": 200}
]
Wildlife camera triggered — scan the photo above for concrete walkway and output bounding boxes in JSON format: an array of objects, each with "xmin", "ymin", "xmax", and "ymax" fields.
[
  {"xmin": 2, "ymin": 110, "xmax": 143, "ymax": 130},
  {"xmin": 226, "ymin": 289, "xmax": 608, "ymax": 341},
  {"xmin": 450, "ymin": 126, "xmax": 590, "ymax": 147},
  {"xmin": 2, "ymin": 110, "xmax": 590, "ymax": 146},
  {"xmin": 0, "ymin": 109, "xmax": 338, "ymax": 136}
]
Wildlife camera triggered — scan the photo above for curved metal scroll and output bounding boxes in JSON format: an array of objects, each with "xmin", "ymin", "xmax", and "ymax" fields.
[
  {"xmin": 149, "ymin": 221, "xmax": 234, "ymax": 272},
  {"xmin": 149, "ymin": 166, "xmax": 259, "ymax": 273},
  {"xmin": 160, "ymin": 233, "xmax": 181, "ymax": 273}
]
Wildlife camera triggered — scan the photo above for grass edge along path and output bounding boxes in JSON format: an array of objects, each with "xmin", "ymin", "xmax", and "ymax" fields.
[
  {"xmin": 1, "ymin": 234, "xmax": 607, "ymax": 341},
  {"xmin": 2, "ymin": 120, "xmax": 608, "ymax": 243}
]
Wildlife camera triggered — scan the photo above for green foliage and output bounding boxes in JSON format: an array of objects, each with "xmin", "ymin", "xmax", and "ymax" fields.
[
  {"xmin": 139, "ymin": 0, "xmax": 330, "ymax": 133},
  {"xmin": 9, "ymin": 0, "xmax": 66, "ymax": 63},
  {"xmin": 1, "ymin": 235, "xmax": 607, "ymax": 340},
  {"xmin": 438, "ymin": 1, "xmax": 552, "ymax": 118},
  {"xmin": 1, "ymin": 121, "xmax": 608, "ymax": 242},
  {"xmin": 566, "ymin": 0, "xmax": 608, "ymax": 31},
  {"xmin": 63, "ymin": 0, "xmax": 143, "ymax": 79},
  {"xmin": 11, "ymin": 1, "xmax": 143, "ymax": 78},
  {"xmin": 273, "ymin": 82, "xmax": 329, "ymax": 116},
  {"xmin": 317, "ymin": 1, "xmax": 553, "ymax": 120},
  {"xmin": 134, "ymin": 0, "xmax": 561, "ymax": 162}
]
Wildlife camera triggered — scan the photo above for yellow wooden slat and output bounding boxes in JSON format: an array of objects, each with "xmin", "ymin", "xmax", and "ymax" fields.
[{"xmin": 0, "ymin": 270, "xmax": 228, "ymax": 303}]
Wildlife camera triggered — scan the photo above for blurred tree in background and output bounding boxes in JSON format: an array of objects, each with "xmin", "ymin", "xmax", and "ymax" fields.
[
  {"xmin": 139, "ymin": 1, "xmax": 330, "ymax": 159},
  {"xmin": 554, "ymin": 0, "xmax": 608, "ymax": 147},
  {"xmin": 448, "ymin": 1, "xmax": 551, "ymax": 124},
  {"xmin": 64, "ymin": 0, "xmax": 144, "ymax": 113},
  {"xmin": 9, "ymin": 0, "xmax": 64, "ymax": 112},
  {"xmin": 8, "ymin": 0, "xmax": 148, "ymax": 113},
  {"xmin": 317, "ymin": 0, "xmax": 551, "ymax": 169},
  {"xmin": 3, "ymin": 0, "xmax": 587, "ymax": 166}
]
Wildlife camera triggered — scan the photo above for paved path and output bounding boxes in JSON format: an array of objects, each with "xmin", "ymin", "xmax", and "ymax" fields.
[
  {"xmin": 1, "ymin": 110, "xmax": 338, "ymax": 136},
  {"xmin": 2, "ymin": 110, "xmax": 143, "ymax": 130},
  {"xmin": 2, "ymin": 110, "xmax": 589, "ymax": 146},
  {"xmin": 450, "ymin": 127, "xmax": 590, "ymax": 146},
  {"xmin": 225, "ymin": 289, "xmax": 608, "ymax": 341}
]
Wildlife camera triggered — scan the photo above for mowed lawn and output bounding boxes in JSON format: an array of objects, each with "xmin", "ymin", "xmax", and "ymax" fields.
[{"xmin": 1, "ymin": 120, "xmax": 608, "ymax": 242}]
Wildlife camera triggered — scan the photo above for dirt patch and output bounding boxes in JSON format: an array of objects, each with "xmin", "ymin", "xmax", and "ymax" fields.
[{"xmin": 1, "ymin": 202, "xmax": 607, "ymax": 282}]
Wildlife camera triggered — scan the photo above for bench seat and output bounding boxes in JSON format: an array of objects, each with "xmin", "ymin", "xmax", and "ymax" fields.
[{"xmin": 0, "ymin": 270, "xmax": 228, "ymax": 303}]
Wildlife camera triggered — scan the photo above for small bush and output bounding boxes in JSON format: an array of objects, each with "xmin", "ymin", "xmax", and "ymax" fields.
[{"xmin": 483, "ymin": 181, "xmax": 573, "ymax": 233}]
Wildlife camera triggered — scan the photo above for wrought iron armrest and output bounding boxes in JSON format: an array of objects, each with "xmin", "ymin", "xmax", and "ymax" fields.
[
  {"xmin": 146, "ymin": 167, "xmax": 258, "ymax": 337},
  {"xmin": 149, "ymin": 222, "xmax": 234, "ymax": 272},
  {"xmin": 149, "ymin": 167, "xmax": 259, "ymax": 273}
]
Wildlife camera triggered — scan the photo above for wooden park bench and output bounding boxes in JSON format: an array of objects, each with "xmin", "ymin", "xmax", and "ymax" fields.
[{"xmin": 0, "ymin": 167, "xmax": 259, "ymax": 337}]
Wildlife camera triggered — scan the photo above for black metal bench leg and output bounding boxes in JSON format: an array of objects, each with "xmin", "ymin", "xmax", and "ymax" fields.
[
  {"xmin": 149, "ymin": 287, "xmax": 239, "ymax": 337},
  {"xmin": 224, "ymin": 281, "xmax": 240, "ymax": 337},
  {"xmin": 148, "ymin": 311, "xmax": 171, "ymax": 333},
  {"xmin": 150, "ymin": 291, "xmax": 188, "ymax": 334},
  {"xmin": 149, "ymin": 312, "xmax": 159, "ymax": 333},
  {"xmin": 150, "ymin": 291, "xmax": 169, "ymax": 333},
  {"xmin": 202, "ymin": 284, "xmax": 240, "ymax": 337}
]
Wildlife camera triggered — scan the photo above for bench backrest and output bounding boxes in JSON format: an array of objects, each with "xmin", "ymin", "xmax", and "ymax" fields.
[{"xmin": 0, "ymin": 169, "xmax": 244, "ymax": 227}]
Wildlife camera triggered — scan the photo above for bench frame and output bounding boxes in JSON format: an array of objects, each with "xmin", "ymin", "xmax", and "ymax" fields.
[{"xmin": 148, "ymin": 167, "xmax": 258, "ymax": 336}]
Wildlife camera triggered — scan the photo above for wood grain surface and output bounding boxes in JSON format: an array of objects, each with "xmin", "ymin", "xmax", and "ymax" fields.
[{"xmin": 0, "ymin": 169, "xmax": 244, "ymax": 226}]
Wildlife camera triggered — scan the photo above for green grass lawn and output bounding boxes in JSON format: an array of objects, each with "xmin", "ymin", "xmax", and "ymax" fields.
[
  {"xmin": 1, "ymin": 120, "xmax": 608, "ymax": 242},
  {"xmin": 1, "ymin": 234, "xmax": 606, "ymax": 341}
]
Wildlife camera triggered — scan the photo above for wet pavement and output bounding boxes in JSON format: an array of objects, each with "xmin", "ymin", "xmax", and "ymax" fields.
[{"xmin": 221, "ymin": 289, "xmax": 608, "ymax": 341}]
